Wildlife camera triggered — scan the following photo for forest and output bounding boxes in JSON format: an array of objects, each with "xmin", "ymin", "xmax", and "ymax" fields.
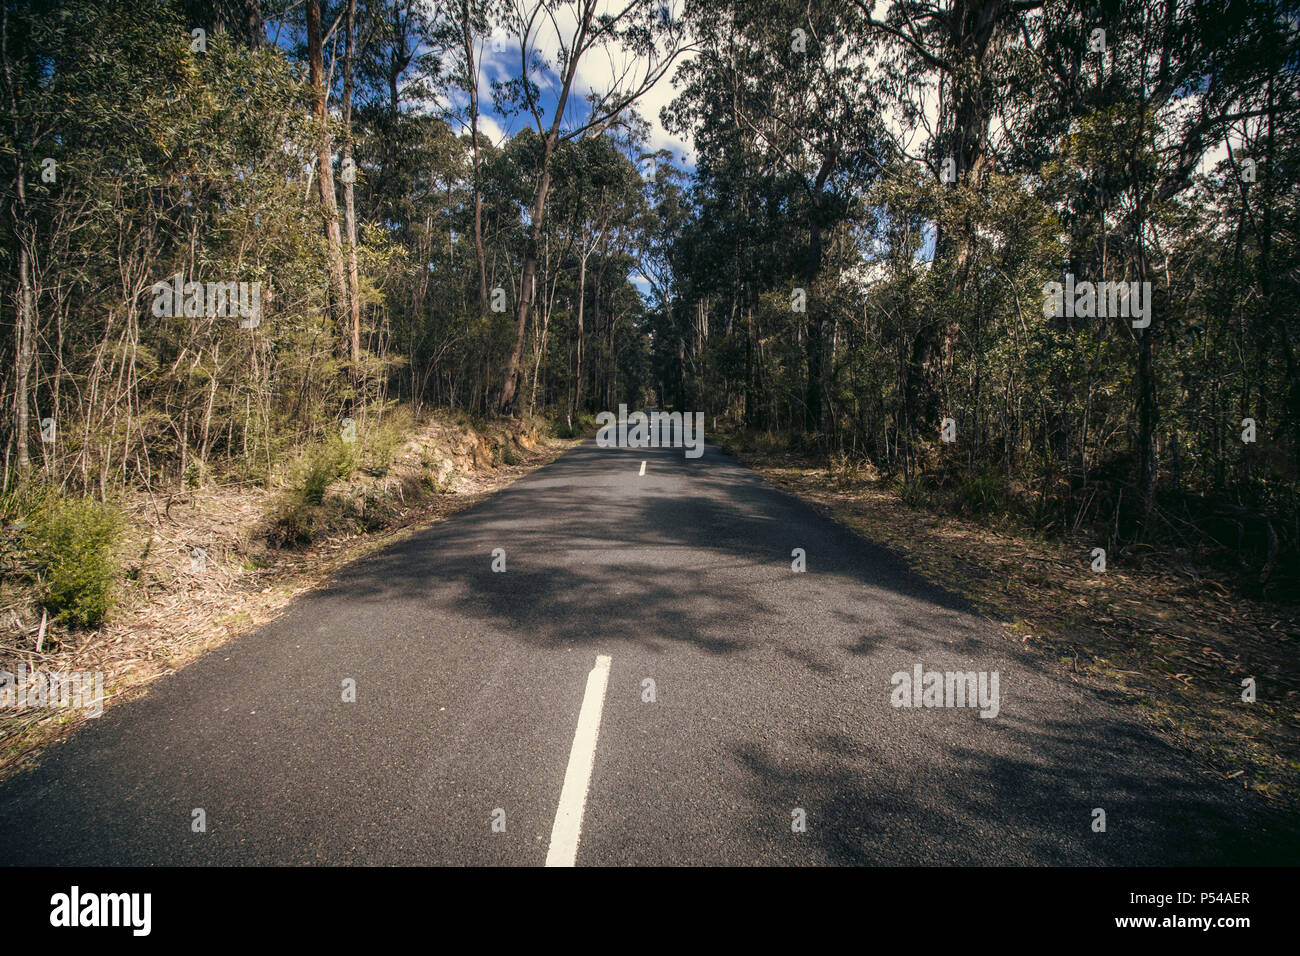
[{"xmin": 2, "ymin": 0, "xmax": 1297, "ymax": 621}]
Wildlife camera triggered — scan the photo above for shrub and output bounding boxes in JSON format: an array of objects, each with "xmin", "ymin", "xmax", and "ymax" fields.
[
  {"xmin": 261, "ymin": 437, "xmax": 358, "ymax": 549},
  {"xmin": 262, "ymin": 498, "xmax": 323, "ymax": 549},
  {"xmin": 23, "ymin": 496, "xmax": 122, "ymax": 629},
  {"xmin": 182, "ymin": 459, "xmax": 209, "ymax": 489},
  {"xmin": 297, "ymin": 438, "xmax": 357, "ymax": 506},
  {"xmin": 897, "ymin": 474, "xmax": 932, "ymax": 509},
  {"xmin": 829, "ymin": 452, "xmax": 872, "ymax": 488},
  {"xmin": 359, "ymin": 406, "xmax": 413, "ymax": 477},
  {"xmin": 749, "ymin": 429, "xmax": 788, "ymax": 456},
  {"xmin": 953, "ymin": 466, "xmax": 1011, "ymax": 516},
  {"xmin": 550, "ymin": 411, "xmax": 596, "ymax": 439}
]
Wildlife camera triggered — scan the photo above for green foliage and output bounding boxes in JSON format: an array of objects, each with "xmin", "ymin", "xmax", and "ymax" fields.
[
  {"xmin": 0, "ymin": 480, "xmax": 55, "ymax": 527},
  {"xmin": 22, "ymin": 497, "xmax": 122, "ymax": 630},
  {"xmin": 550, "ymin": 411, "xmax": 597, "ymax": 439},
  {"xmin": 952, "ymin": 467, "xmax": 1013, "ymax": 518},
  {"xmin": 297, "ymin": 439, "xmax": 359, "ymax": 507},
  {"xmin": 897, "ymin": 475, "xmax": 931, "ymax": 510},
  {"xmin": 183, "ymin": 460, "xmax": 209, "ymax": 490},
  {"xmin": 358, "ymin": 407, "xmax": 414, "ymax": 478},
  {"xmin": 895, "ymin": 466, "xmax": 1012, "ymax": 519},
  {"xmin": 3, "ymin": 0, "xmax": 1295, "ymax": 599},
  {"xmin": 263, "ymin": 412, "xmax": 421, "ymax": 547},
  {"xmin": 262, "ymin": 498, "xmax": 324, "ymax": 550}
]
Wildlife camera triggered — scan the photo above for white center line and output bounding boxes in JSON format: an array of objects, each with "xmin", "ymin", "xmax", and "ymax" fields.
[
  {"xmin": 639, "ymin": 460, "xmax": 646, "ymax": 476},
  {"xmin": 545, "ymin": 654, "xmax": 612, "ymax": 867}
]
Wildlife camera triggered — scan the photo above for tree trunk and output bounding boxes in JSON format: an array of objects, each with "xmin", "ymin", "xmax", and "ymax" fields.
[
  {"xmin": 3, "ymin": 6, "xmax": 34, "ymax": 478},
  {"xmin": 461, "ymin": 1, "xmax": 489, "ymax": 312},
  {"xmin": 307, "ymin": 0, "xmax": 351, "ymax": 371},
  {"xmin": 241, "ymin": 0, "xmax": 262, "ymax": 46},
  {"xmin": 13, "ymin": 236, "xmax": 34, "ymax": 476},
  {"xmin": 498, "ymin": 1, "xmax": 596, "ymax": 416},
  {"xmin": 897, "ymin": 0, "xmax": 1005, "ymax": 439},
  {"xmin": 804, "ymin": 151, "xmax": 836, "ymax": 434},
  {"xmin": 342, "ymin": 0, "xmax": 361, "ymax": 376},
  {"xmin": 573, "ymin": 250, "xmax": 587, "ymax": 417}
]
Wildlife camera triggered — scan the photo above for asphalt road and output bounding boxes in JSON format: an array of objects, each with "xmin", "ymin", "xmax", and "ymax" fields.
[{"xmin": 2, "ymin": 439, "xmax": 1296, "ymax": 865}]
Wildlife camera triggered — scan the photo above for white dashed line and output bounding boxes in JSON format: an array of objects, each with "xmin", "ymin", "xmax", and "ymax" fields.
[
  {"xmin": 545, "ymin": 654, "xmax": 612, "ymax": 867},
  {"xmin": 639, "ymin": 460, "xmax": 646, "ymax": 476}
]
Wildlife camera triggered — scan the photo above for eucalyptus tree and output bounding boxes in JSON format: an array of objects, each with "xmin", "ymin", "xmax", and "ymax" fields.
[
  {"xmin": 492, "ymin": 0, "xmax": 691, "ymax": 416},
  {"xmin": 547, "ymin": 132, "xmax": 645, "ymax": 416},
  {"xmin": 668, "ymin": 0, "xmax": 888, "ymax": 433},
  {"xmin": 842, "ymin": 1, "xmax": 1045, "ymax": 441},
  {"xmin": 1001, "ymin": 0, "xmax": 1300, "ymax": 524}
]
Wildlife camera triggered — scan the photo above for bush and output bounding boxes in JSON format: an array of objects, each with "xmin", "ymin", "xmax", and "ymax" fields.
[
  {"xmin": 898, "ymin": 474, "xmax": 931, "ymax": 509},
  {"xmin": 262, "ymin": 497, "xmax": 324, "ymax": 549},
  {"xmin": 261, "ymin": 437, "xmax": 357, "ymax": 549},
  {"xmin": 182, "ymin": 459, "xmax": 209, "ymax": 489},
  {"xmin": 829, "ymin": 452, "xmax": 873, "ymax": 488},
  {"xmin": 23, "ymin": 496, "xmax": 122, "ymax": 629},
  {"xmin": 895, "ymin": 465, "xmax": 1013, "ymax": 518},
  {"xmin": 550, "ymin": 411, "xmax": 596, "ymax": 439},
  {"xmin": 359, "ymin": 407, "xmax": 413, "ymax": 477},
  {"xmin": 748, "ymin": 429, "xmax": 789, "ymax": 456},
  {"xmin": 953, "ymin": 466, "xmax": 1011, "ymax": 516},
  {"xmin": 297, "ymin": 438, "xmax": 357, "ymax": 506}
]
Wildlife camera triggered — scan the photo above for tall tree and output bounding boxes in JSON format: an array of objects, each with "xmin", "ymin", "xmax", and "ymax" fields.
[
  {"xmin": 307, "ymin": 0, "xmax": 352, "ymax": 377},
  {"xmin": 496, "ymin": 0, "xmax": 689, "ymax": 416}
]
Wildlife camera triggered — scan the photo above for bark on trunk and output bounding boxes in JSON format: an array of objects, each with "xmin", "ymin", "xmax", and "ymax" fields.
[
  {"xmin": 307, "ymin": 0, "xmax": 351, "ymax": 369},
  {"xmin": 342, "ymin": 0, "xmax": 361, "ymax": 375},
  {"xmin": 498, "ymin": 2, "xmax": 596, "ymax": 416},
  {"xmin": 461, "ymin": 1, "xmax": 489, "ymax": 312},
  {"xmin": 3, "ymin": 6, "xmax": 35, "ymax": 477}
]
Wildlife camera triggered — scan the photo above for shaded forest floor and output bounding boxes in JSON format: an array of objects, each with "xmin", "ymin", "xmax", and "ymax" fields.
[
  {"xmin": 719, "ymin": 432, "xmax": 1300, "ymax": 812},
  {"xmin": 0, "ymin": 413, "xmax": 579, "ymax": 781}
]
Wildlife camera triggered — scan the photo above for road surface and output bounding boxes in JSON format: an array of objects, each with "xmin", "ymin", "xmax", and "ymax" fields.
[{"xmin": 1, "ymin": 439, "xmax": 1295, "ymax": 865}]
